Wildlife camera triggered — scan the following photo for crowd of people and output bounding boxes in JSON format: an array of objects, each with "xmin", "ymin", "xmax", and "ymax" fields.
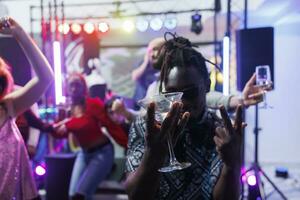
[{"xmin": 0, "ymin": 16, "xmax": 270, "ymax": 200}]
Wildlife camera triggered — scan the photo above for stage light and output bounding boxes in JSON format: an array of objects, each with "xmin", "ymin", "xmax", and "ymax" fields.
[
  {"xmin": 71, "ymin": 23, "xmax": 82, "ymax": 34},
  {"xmin": 136, "ymin": 18, "xmax": 149, "ymax": 32},
  {"xmin": 98, "ymin": 22, "xmax": 109, "ymax": 33},
  {"xmin": 247, "ymin": 173, "xmax": 257, "ymax": 186},
  {"xmin": 83, "ymin": 22, "xmax": 95, "ymax": 34},
  {"xmin": 58, "ymin": 23, "xmax": 70, "ymax": 35},
  {"xmin": 35, "ymin": 165, "xmax": 46, "ymax": 176},
  {"xmin": 122, "ymin": 20, "xmax": 135, "ymax": 33},
  {"xmin": 150, "ymin": 17, "xmax": 163, "ymax": 31},
  {"xmin": 216, "ymin": 72, "xmax": 223, "ymax": 83},
  {"xmin": 244, "ymin": 170, "xmax": 258, "ymax": 187},
  {"xmin": 191, "ymin": 12, "xmax": 203, "ymax": 34},
  {"xmin": 164, "ymin": 16, "xmax": 177, "ymax": 30}
]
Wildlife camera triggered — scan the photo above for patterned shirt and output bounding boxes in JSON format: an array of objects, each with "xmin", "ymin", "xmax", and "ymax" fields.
[{"xmin": 125, "ymin": 110, "xmax": 223, "ymax": 200}]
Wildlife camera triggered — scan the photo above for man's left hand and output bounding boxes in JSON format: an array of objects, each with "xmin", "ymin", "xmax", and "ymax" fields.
[{"xmin": 214, "ymin": 105, "xmax": 245, "ymax": 168}]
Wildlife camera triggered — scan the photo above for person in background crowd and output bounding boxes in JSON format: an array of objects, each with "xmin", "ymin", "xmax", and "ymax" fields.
[
  {"xmin": 104, "ymin": 96, "xmax": 131, "ymax": 136},
  {"xmin": 131, "ymin": 38, "xmax": 162, "ymax": 105},
  {"xmin": 52, "ymin": 73, "xmax": 128, "ymax": 200}
]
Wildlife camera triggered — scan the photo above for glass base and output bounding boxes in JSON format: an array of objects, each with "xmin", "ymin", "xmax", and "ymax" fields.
[{"xmin": 158, "ymin": 161, "xmax": 191, "ymax": 173}]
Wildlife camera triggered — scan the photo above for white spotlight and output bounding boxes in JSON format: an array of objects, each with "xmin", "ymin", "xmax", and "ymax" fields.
[
  {"xmin": 98, "ymin": 22, "xmax": 109, "ymax": 33},
  {"xmin": 122, "ymin": 20, "xmax": 135, "ymax": 33},
  {"xmin": 136, "ymin": 19, "xmax": 149, "ymax": 32},
  {"xmin": 58, "ymin": 23, "xmax": 70, "ymax": 35},
  {"xmin": 150, "ymin": 17, "xmax": 163, "ymax": 31},
  {"xmin": 164, "ymin": 16, "xmax": 177, "ymax": 30}
]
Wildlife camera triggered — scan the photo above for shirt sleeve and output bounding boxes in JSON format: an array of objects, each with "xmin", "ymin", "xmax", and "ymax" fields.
[
  {"xmin": 125, "ymin": 116, "xmax": 146, "ymax": 173},
  {"xmin": 24, "ymin": 108, "xmax": 48, "ymax": 131},
  {"xmin": 91, "ymin": 98, "xmax": 128, "ymax": 148},
  {"xmin": 206, "ymin": 91, "xmax": 234, "ymax": 110},
  {"xmin": 203, "ymin": 150, "xmax": 223, "ymax": 199}
]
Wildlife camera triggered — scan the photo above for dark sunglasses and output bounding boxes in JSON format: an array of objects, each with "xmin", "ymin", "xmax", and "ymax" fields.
[{"xmin": 163, "ymin": 85, "xmax": 202, "ymax": 100}]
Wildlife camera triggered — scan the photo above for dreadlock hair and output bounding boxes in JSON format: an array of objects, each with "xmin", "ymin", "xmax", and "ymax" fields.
[{"xmin": 159, "ymin": 32, "xmax": 209, "ymax": 93}]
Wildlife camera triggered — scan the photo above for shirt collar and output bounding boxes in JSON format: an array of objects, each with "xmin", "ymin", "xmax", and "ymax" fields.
[{"xmin": 187, "ymin": 108, "xmax": 209, "ymax": 127}]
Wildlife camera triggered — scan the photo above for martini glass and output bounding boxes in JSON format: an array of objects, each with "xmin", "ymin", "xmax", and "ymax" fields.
[
  {"xmin": 138, "ymin": 92, "xmax": 191, "ymax": 172},
  {"xmin": 255, "ymin": 65, "xmax": 273, "ymax": 109}
]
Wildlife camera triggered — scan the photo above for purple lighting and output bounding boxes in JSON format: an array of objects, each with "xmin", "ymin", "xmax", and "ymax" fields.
[
  {"xmin": 241, "ymin": 166, "xmax": 247, "ymax": 183},
  {"xmin": 241, "ymin": 173, "xmax": 247, "ymax": 183},
  {"xmin": 35, "ymin": 165, "xmax": 46, "ymax": 176}
]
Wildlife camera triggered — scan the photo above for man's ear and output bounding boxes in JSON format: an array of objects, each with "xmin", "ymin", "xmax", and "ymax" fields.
[{"xmin": 206, "ymin": 79, "xmax": 211, "ymax": 93}]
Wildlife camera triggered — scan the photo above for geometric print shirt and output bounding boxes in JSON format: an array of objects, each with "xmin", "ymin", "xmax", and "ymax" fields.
[{"xmin": 125, "ymin": 110, "xmax": 223, "ymax": 200}]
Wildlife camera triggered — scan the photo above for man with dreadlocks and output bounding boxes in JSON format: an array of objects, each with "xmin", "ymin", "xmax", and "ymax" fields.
[{"xmin": 124, "ymin": 33, "xmax": 244, "ymax": 200}]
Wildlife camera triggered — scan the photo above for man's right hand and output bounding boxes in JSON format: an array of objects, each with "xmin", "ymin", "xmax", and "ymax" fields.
[{"xmin": 145, "ymin": 102, "xmax": 189, "ymax": 167}]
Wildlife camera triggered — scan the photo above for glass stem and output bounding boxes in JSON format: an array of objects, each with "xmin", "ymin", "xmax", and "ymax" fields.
[
  {"xmin": 263, "ymin": 91, "xmax": 267, "ymax": 108},
  {"xmin": 167, "ymin": 132, "xmax": 178, "ymax": 165}
]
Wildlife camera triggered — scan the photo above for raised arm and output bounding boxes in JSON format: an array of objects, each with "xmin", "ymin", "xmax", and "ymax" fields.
[
  {"xmin": 207, "ymin": 74, "xmax": 272, "ymax": 111},
  {"xmin": 228, "ymin": 74, "xmax": 272, "ymax": 109},
  {"xmin": 0, "ymin": 17, "xmax": 53, "ymax": 116},
  {"xmin": 131, "ymin": 52, "xmax": 149, "ymax": 81}
]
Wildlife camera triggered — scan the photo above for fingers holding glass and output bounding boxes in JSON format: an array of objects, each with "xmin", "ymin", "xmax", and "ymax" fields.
[
  {"xmin": 139, "ymin": 92, "xmax": 191, "ymax": 172},
  {"xmin": 255, "ymin": 65, "xmax": 273, "ymax": 108}
]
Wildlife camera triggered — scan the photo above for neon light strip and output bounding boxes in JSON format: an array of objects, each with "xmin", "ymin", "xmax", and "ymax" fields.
[
  {"xmin": 53, "ymin": 41, "xmax": 64, "ymax": 105},
  {"xmin": 222, "ymin": 36, "xmax": 230, "ymax": 96},
  {"xmin": 38, "ymin": 107, "xmax": 57, "ymax": 115}
]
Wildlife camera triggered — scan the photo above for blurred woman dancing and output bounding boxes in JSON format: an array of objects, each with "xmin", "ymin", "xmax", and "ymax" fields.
[
  {"xmin": 0, "ymin": 16, "xmax": 53, "ymax": 199},
  {"xmin": 53, "ymin": 73, "xmax": 127, "ymax": 200}
]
